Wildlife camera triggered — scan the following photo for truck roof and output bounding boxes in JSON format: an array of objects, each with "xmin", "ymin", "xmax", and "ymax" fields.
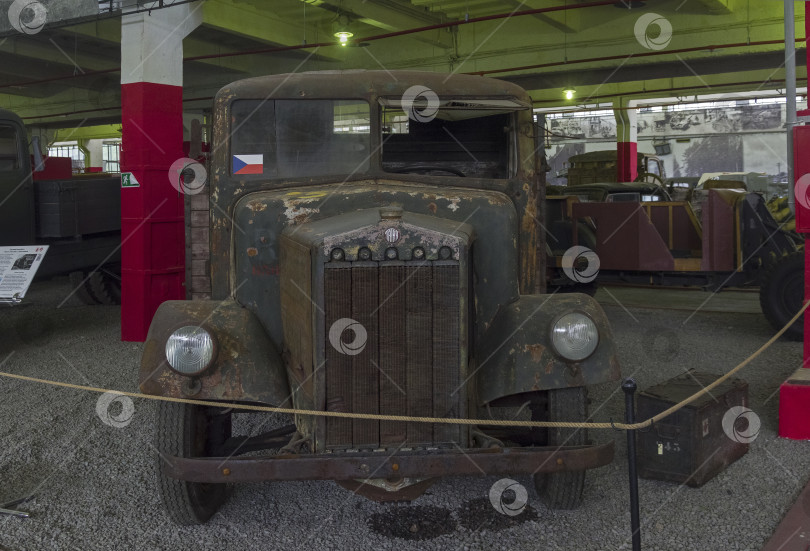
[
  {"xmin": 0, "ymin": 108, "xmax": 25, "ymax": 127},
  {"xmin": 216, "ymin": 70, "xmax": 533, "ymax": 104}
]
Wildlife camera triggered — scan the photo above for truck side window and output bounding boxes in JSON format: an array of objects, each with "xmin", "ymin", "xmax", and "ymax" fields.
[
  {"xmin": 0, "ymin": 125, "xmax": 20, "ymax": 172},
  {"xmin": 231, "ymin": 99, "xmax": 370, "ymax": 179}
]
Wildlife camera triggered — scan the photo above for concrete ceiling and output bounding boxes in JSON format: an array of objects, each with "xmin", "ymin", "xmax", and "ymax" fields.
[{"xmin": 0, "ymin": 0, "xmax": 802, "ymax": 130}]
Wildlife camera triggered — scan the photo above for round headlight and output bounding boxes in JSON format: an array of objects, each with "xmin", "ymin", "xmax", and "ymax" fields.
[
  {"xmin": 551, "ymin": 313, "xmax": 598, "ymax": 361},
  {"xmin": 165, "ymin": 326, "xmax": 216, "ymax": 376}
]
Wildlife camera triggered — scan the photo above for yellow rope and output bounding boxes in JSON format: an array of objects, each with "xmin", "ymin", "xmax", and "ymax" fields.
[{"xmin": 1, "ymin": 300, "xmax": 806, "ymax": 431}]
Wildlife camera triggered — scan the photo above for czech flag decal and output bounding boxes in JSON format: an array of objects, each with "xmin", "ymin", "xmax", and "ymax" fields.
[{"xmin": 233, "ymin": 154, "xmax": 264, "ymax": 175}]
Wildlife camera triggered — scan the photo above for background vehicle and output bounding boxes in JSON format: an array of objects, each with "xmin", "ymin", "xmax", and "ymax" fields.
[
  {"xmin": 546, "ymin": 188, "xmax": 803, "ymax": 339},
  {"xmin": 140, "ymin": 71, "xmax": 621, "ymax": 525},
  {"xmin": 548, "ymin": 182, "xmax": 672, "ymax": 203},
  {"xmin": 563, "ymin": 150, "xmax": 665, "ymax": 186},
  {"xmin": 695, "ymin": 171, "xmax": 786, "ymax": 200},
  {"xmin": 0, "ymin": 108, "xmax": 121, "ymax": 304},
  {"xmin": 665, "ymin": 176, "xmax": 700, "ymax": 201}
]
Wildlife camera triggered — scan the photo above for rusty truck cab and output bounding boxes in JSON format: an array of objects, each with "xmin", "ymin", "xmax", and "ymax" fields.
[{"xmin": 140, "ymin": 70, "xmax": 620, "ymax": 525}]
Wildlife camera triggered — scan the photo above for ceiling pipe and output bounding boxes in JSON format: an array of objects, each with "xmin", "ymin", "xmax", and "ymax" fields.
[
  {"xmin": 185, "ymin": 0, "xmax": 620, "ymax": 61},
  {"xmin": 472, "ymin": 39, "xmax": 800, "ymax": 77},
  {"xmin": 0, "ymin": 0, "xmax": 617, "ymax": 91},
  {"xmin": 2, "ymin": 36, "xmax": 801, "ymax": 94}
]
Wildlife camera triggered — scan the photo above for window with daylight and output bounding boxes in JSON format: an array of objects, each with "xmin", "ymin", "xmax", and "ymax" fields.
[
  {"xmin": 48, "ymin": 142, "xmax": 85, "ymax": 173},
  {"xmin": 103, "ymin": 141, "xmax": 121, "ymax": 173}
]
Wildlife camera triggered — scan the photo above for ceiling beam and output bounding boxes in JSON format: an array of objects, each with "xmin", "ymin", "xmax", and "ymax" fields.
[
  {"xmin": 503, "ymin": 0, "xmax": 578, "ymax": 33},
  {"xmin": 693, "ymin": 0, "xmax": 732, "ymax": 15},
  {"xmin": 502, "ymin": 48, "xmax": 804, "ymax": 93},
  {"xmin": 0, "ymin": 33, "xmax": 117, "ymax": 74},
  {"xmin": 203, "ymin": 0, "xmax": 343, "ymax": 61},
  {"xmin": 303, "ymin": 0, "xmax": 455, "ymax": 49},
  {"xmin": 53, "ymin": 124, "xmax": 121, "ymax": 141}
]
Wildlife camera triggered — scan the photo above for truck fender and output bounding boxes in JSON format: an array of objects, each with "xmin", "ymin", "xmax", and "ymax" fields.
[
  {"xmin": 140, "ymin": 300, "xmax": 291, "ymax": 407},
  {"xmin": 475, "ymin": 293, "xmax": 620, "ymax": 405}
]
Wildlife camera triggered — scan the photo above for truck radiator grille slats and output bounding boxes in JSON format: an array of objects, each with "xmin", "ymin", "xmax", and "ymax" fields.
[{"xmin": 324, "ymin": 261, "xmax": 461, "ymax": 450}]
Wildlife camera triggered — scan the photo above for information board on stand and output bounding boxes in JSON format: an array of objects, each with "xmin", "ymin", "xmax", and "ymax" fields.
[{"xmin": 0, "ymin": 246, "xmax": 49, "ymax": 304}]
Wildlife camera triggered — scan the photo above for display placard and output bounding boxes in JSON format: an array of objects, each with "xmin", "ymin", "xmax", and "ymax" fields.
[{"xmin": 0, "ymin": 246, "xmax": 49, "ymax": 303}]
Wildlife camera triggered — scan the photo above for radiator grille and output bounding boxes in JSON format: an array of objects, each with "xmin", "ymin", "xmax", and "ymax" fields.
[{"xmin": 324, "ymin": 261, "xmax": 462, "ymax": 450}]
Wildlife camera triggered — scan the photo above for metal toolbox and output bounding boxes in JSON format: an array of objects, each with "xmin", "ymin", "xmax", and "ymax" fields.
[{"xmin": 636, "ymin": 371, "xmax": 749, "ymax": 487}]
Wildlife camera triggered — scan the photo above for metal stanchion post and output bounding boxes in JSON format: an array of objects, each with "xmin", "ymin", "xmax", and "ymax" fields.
[{"xmin": 623, "ymin": 378, "xmax": 641, "ymax": 551}]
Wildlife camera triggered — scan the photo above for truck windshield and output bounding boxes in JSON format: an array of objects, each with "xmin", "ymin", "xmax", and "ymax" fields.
[
  {"xmin": 230, "ymin": 99, "xmax": 370, "ymax": 179},
  {"xmin": 380, "ymin": 99, "xmax": 524, "ymax": 179}
]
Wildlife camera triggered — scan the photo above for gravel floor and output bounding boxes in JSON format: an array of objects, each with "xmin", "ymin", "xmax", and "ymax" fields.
[{"xmin": 0, "ymin": 278, "xmax": 807, "ymax": 551}]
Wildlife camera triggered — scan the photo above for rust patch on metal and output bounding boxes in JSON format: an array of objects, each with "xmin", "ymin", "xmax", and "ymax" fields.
[
  {"xmin": 163, "ymin": 442, "xmax": 616, "ymax": 484},
  {"xmin": 247, "ymin": 201, "xmax": 267, "ymax": 212},
  {"xmin": 531, "ymin": 371, "xmax": 541, "ymax": 391},
  {"xmin": 247, "ymin": 248, "xmax": 258, "ymax": 257},
  {"xmin": 523, "ymin": 343, "xmax": 544, "ymax": 363},
  {"xmin": 427, "ymin": 202, "xmax": 437, "ymax": 214}
]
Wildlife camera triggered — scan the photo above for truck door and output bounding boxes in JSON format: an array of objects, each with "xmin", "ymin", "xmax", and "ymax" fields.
[{"xmin": 0, "ymin": 121, "xmax": 35, "ymax": 246}]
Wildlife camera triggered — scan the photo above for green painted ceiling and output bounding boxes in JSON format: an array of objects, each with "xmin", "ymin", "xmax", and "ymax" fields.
[{"xmin": 0, "ymin": 0, "xmax": 803, "ymax": 132}]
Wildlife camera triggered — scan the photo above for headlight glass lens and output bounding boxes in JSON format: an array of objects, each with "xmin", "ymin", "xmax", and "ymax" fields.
[
  {"xmin": 165, "ymin": 326, "xmax": 215, "ymax": 375},
  {"xmin": 551, "ymin": 313, "xmax": 598, "ymax": 361}
]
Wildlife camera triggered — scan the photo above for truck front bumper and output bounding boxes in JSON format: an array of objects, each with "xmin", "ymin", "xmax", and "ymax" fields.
[{"xmin": 163, "ymin": 441, "xmax": 614, "ymax": 483}]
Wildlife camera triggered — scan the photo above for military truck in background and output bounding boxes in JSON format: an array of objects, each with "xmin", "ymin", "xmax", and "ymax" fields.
[
  {"xmin": 561, "ymin": 150, "xmax": 666, "ymax": 186},
  {"xmin": 0, "ymin": 108, "xmax": 121, "ymax": 304},
  {"xmin": 140, "ymin": 70, "xmax": 622, "ymax": 525}
]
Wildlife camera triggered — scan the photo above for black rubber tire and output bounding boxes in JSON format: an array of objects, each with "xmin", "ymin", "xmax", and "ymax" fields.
[
  {"xmin": 533, "ymin": 387, "xmax": 587, "ymax": 510},
  {"xmin": 759, "ymin": 251, "xmax": 805, "ymax": 341},
  {"xmin": 69, "ymin": 271, "xmax": 99, "ymax": 305},
  {"xmin": 87, "ymin": 271, "xmax": 117, "ymax": 305},
  {"xmin": 155, "ymin": 401, "xmax": 232, "ymax": 525},
  {"xmin": 106, "ymin": 271, "xmax": 122, "ymax": 303}
]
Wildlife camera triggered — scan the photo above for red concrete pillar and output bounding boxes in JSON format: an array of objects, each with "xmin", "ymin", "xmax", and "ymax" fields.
[
  {"xmin": 777, "ymin": 6, "xmax": 810, "ymax": 439},
  {"xmin": 119, "ymin": 7, "xmax": 201, "ymax": 341},
  {"xmin": 615, "ymin": 98, "xmax": 637, "ymax": 182}
]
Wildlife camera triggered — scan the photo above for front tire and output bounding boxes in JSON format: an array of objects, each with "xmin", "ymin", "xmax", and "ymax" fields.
[
  {"xmin": 759, "ymin": 252, "xmax": 804, "ymax": 341},
  {"xmin": 533, "ymin": 387, "xmax": 587, "ymax": 510},
  {"xmin": 155, "ymin": 401, "xmax": 232, "ymax": 525}
]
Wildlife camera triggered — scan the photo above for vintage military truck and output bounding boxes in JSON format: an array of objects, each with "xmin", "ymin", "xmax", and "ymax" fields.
[
  {"xmin": 140, "ymin": 71, "xmax": 621, "ymax": 525},
  {"xmin": 0, "ymin": 108, "xmax": 121, "ymax": 304},
  {"xmin": 562, "ymin": 150, "xmax": 666, "ymax": 186}
]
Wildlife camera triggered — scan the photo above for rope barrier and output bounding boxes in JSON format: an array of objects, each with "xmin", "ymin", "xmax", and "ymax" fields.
[{"xmin": 1, "ymin": 300, "xmax": 807, "ymax": 431}]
